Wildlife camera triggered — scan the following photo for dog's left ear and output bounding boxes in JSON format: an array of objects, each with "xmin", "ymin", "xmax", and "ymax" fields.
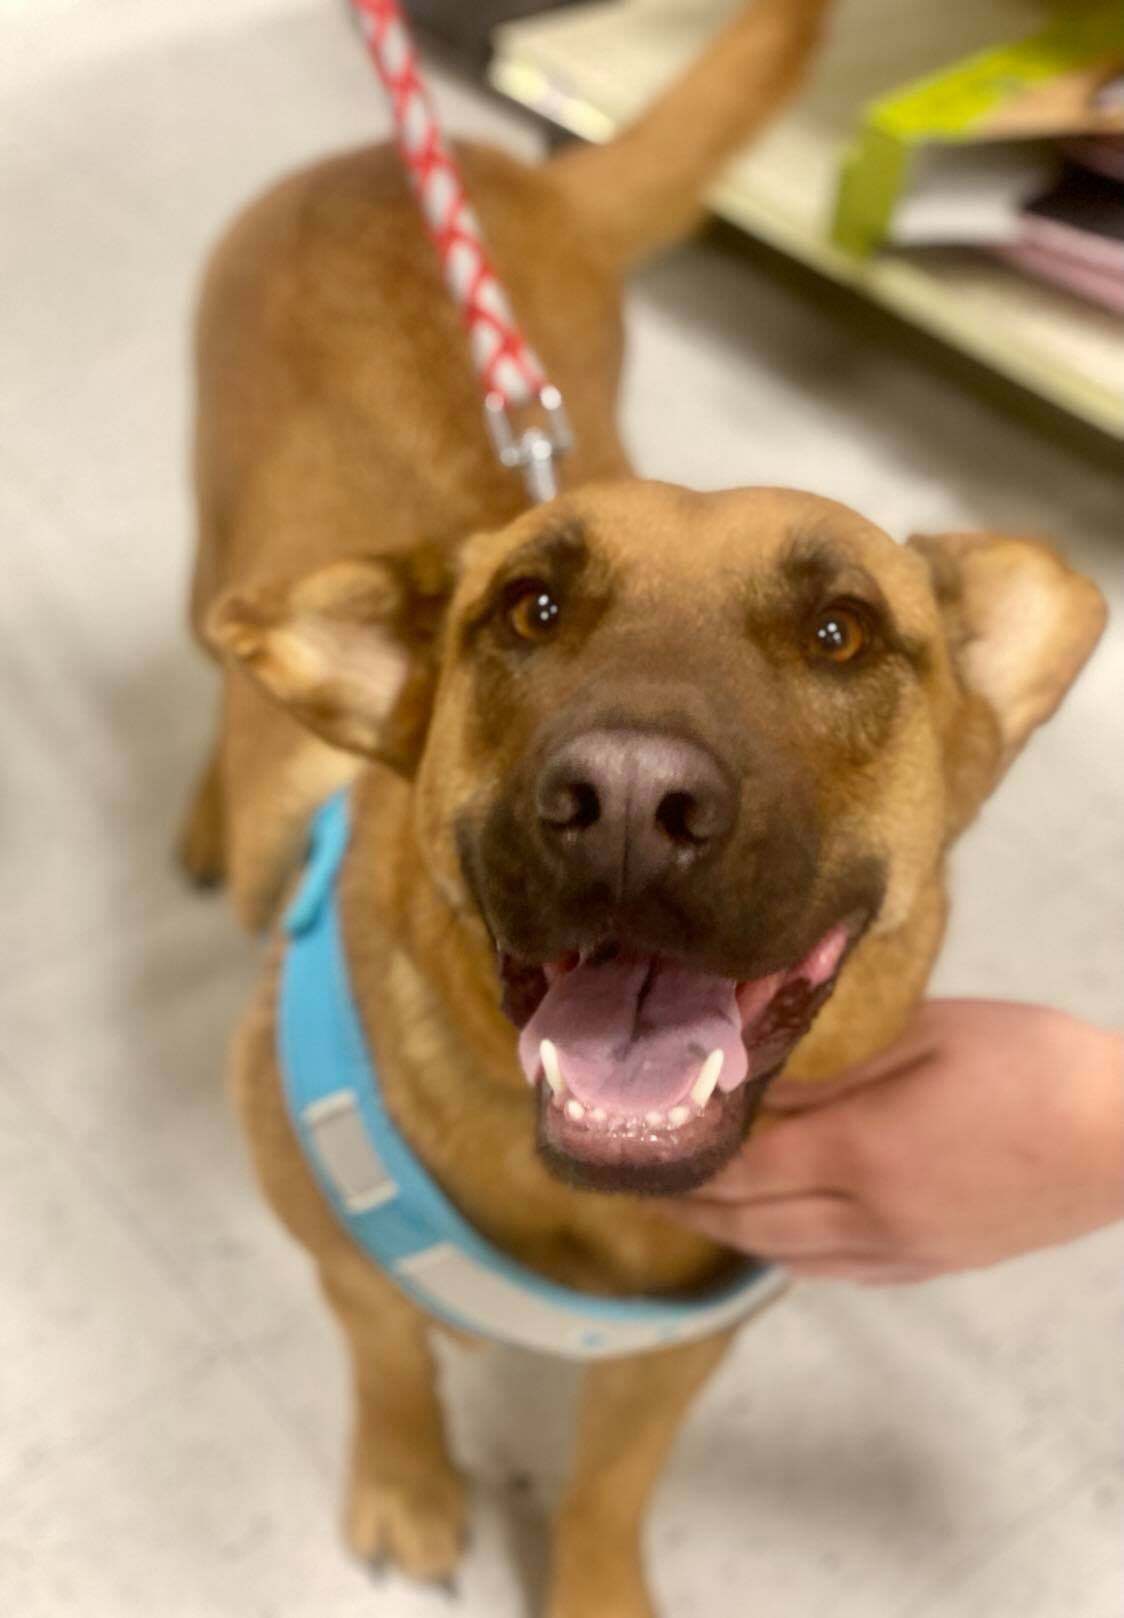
[
  {"xmin": 206, "ymin": 547, "xmax": 452, "ymax": 773},
  {"xmin": 909, "ymin": 531, "xmax": 1106, "ymax": 817}
]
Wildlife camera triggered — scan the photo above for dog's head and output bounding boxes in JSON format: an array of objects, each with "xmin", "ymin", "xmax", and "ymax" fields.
[{"xmin": 211, "ymin": 482, "xmax": 1105, "ymax": 1192}]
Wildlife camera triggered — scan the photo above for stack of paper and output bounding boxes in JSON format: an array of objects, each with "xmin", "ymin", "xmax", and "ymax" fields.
[{"xmin": 492, "ymin": 0, "xmax": 1124, "ymax": 437}]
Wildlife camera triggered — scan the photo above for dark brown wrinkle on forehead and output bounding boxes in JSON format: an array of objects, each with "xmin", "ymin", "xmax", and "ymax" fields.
[{"xmin": 494, "ymin": 516, "xmax": 590, "ymax": 592}]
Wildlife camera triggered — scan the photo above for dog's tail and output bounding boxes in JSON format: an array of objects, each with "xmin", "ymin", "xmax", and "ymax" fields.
[{"xmin": 549, "ymin": 0, "xmax": 831, "ymax": 268}]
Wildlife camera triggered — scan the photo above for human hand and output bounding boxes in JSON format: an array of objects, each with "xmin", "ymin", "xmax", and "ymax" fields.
[{"xmin": 669, "ymin": 999, "xmax": 1124, "ymax": 1284}]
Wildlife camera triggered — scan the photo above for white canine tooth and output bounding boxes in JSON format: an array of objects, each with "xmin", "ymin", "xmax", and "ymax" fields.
[
  {"xmin": 565, "ymin": 1099, "xmax": 586, "ymax": 1123},
  {"xmin": 590, "ymin": 1108, "xmax": 607, "ymax": 1123},
  {"xmin": 539, "ymin": 1039, "xmax": 564, "ymax": 1098},
  {"xmin": 668, "ymin": 1105, "xmax": 691, "ymax": 1129},
  {"xmin": 645, "ymin": 1111, "xmax": 666, "ymax": 1128},
  {"xmin": 690, "ymin": 1049, "xmax": 724, "ymax": 1110}
]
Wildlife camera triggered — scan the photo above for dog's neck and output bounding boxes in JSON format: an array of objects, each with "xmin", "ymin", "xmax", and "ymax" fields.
[
  {"xmin": 331, "ymin": 768, "xmax": 744, "ymax": 1293},
  {"xmin": 329, "ymin": 765, "xmax": 948, "ymax": 1290},
  {"xmin": 339, "ymin": 769, "xmax": 519, "ymax": 1088}
]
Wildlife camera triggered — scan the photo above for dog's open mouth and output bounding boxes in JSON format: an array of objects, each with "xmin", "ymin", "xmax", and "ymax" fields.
[{"xmin": 499, "ymin": 923, "xmax": 854, "ymax": 1193}]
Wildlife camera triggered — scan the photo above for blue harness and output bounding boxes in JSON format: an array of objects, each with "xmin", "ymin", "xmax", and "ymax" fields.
[{"xmin": 279, "ymin": 794, "xmax": 785, "ymax": 1359}]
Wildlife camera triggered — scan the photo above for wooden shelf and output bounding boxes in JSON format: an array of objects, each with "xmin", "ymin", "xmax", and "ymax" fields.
[{"xmin": 491, "ymin": 0, "xmax": 1124, "ymax": 439}]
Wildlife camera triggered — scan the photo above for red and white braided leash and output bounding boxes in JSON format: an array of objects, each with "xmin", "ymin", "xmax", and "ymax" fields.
[{"xmin": 349, "ymin": 0, "xmax": 571, "ymax": 502}]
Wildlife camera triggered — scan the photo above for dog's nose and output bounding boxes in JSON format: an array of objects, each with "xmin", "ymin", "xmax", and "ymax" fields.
[{"xmin": 536, "ymin": 729, "xmax": 734, "ymax": 896}]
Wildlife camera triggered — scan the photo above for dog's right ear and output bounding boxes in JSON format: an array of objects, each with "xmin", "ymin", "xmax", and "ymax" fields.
[
  {"xmin": 908, "ymin": 530, "xmax": 1106, "ymax": 832},
  {"xmin": 206, "ymin": 548, "xmax": 451, "ymax": 772}
]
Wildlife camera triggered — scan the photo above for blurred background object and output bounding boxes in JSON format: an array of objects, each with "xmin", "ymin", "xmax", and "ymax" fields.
[
  {"xmin": 490, "ymin": 0, "xmax": 1124, "ymax": 438},
  {"xmin": 400, "ymin": 0, "xmax": 584, "ymax": 70}
]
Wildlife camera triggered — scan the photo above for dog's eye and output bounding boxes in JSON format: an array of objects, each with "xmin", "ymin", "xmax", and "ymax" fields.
[
  {"xmin": 506, "ymin": 580, "xmax": 561, "ymax": 643},
  {"xmin": 807, "ymin": 602, "xmax": 869, "ymax": 664}
]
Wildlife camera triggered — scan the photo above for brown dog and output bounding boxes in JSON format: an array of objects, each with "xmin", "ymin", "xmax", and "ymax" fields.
[{"xmin": 181, "ymin": 4, "xmax": 1106, "ymax": 1614}]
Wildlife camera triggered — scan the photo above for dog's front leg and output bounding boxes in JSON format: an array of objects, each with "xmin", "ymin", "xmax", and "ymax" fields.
[
  {"xmin": 548, "ymin": 1330, "xmax": 734, "ymax": 1618},
  {"xmin": 319, "ymin": 1251, "xmax": 468, "ymax": 1587}
]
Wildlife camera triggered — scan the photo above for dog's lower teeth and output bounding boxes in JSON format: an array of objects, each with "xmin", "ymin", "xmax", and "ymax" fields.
[
  {"xmin": 553, "ymin": 1099, "xmax": 704, "ymax": 1134},
  {"xmin": 539, "ymin": 1039, "xmax": 565, "ymax": 1098},
  {"xmin": 538, "ymin": 1032, "xmax": 728, "ymax": 1137},
  {"xmin": 689, "ymin": 1049, "xmax": 724, "ymax": 1109}
]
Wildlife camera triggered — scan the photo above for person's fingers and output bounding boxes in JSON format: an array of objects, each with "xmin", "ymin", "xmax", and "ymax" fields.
[
  {"xmin": 784, "ymin": 1258, "xmax": 934, "ymax": 1285},
  {"xmin": 669, "ymin": 1190, "xmax": 881, "ymax": 1259},
  {"xmin": 761, "ymin": 1046, "xmax": 935, "ymax": 1114},
  {"xmin": 684, "ymin": 1112, "xmax": 842, "ymax": 1203},
  {"xmin": 732, "ymin": 1193, "xmax": 881, "ymax": 1255},
  {"xmin": 760, "ymin": 997, "xmax": 978, "ymax": 1115}
]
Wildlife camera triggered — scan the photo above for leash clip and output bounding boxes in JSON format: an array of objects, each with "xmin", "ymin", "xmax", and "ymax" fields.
[{"xmin": 484, "ymin": 385, "xmax": 573, "ymax": 504}]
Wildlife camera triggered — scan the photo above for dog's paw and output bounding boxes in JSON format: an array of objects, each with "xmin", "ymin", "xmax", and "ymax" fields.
[{"xmin": 347, "ymin": 1463, "xmax": 468, "ymax": 1584}]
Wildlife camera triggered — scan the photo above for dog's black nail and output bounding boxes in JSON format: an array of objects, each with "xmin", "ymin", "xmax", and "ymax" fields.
[{"xmin": 186, "ymin": 871, "xmax": 224, "ymax": 892}]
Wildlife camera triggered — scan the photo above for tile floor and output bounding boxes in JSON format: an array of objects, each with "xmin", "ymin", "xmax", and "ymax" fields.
[{"xmin": 1, "ymin": 3, "xmax": 1121, "ymax": 1615}]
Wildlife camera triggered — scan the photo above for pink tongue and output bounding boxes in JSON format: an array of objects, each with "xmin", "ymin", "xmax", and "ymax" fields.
[{"xmin": 518, "ymin": 957, "xmax": 748, "ymax": 1115}]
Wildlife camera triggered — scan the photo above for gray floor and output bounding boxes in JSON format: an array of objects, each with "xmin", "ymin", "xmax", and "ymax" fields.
[{"xmin": 2, "ymin": 3, "xmax": 1121, "ymax": 1616}]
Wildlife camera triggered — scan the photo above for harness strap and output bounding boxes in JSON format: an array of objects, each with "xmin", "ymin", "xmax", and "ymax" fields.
[{"xmin": 278, "ymin": 794, "xmax": 787, "ymax": 1360}]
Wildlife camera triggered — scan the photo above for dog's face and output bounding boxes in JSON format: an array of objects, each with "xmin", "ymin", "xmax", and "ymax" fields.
[{"xmin": 211, "ymin": 482, "xmax": 1105, "ymax": 1192}]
